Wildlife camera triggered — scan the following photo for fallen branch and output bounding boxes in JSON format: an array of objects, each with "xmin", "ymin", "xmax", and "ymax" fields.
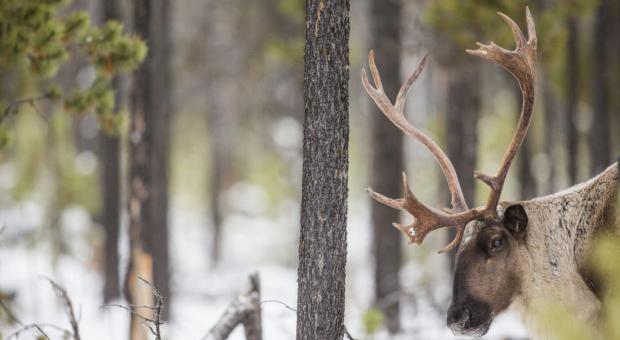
[{"xmin": 202, "ymin": 273, "xmax": 262, "ymax": 340}]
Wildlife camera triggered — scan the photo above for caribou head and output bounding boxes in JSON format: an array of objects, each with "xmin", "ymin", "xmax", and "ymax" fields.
[{"xmin": 361, "ymin": 7, "xmax": 614, "ymax": 337}]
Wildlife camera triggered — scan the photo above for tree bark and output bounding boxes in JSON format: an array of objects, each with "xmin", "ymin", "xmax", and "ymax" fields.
[
  {"xmin": 566, "ymin": 17, "xmax": 579, "ymax": 185},
  {"xmin": 296, "ymin": 1, "xmax": 350, "ymax": 339},
  {"xmin": 445, "ymin": 60, "xmax": 479, "ymax": 271},
  {"xmin": 590, "ymin": 0, "xmax": 611, "ymax": 175},
  {"xmin": 100, "ymin": 0, "xmax": 123, "ymax": 304},
  {"xmin": 368, "ymin": 0, "xmax": 402, "ymax": 334},
  {"xmin": 126, "ymin": 0, "xmax": 172, "ymax": 334}
]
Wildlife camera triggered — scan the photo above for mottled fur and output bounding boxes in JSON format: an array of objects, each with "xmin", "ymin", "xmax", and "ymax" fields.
[
  {"xmin": 453, "ymin": 162, "xmax": 618, "ymax": 338},
  {"xmin": 510, "ymin": 162, "xmax": 618, "ymax": 337}
]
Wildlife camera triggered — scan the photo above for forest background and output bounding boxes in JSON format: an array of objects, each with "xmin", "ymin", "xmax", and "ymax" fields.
[{"xmin": 0, "ymin": 0, "xmax": 619, "ymax": 339}]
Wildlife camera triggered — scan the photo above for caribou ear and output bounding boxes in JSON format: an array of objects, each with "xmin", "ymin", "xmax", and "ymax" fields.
[{"xmin": 504, "ymin": 204, "xmax": 528, "ymax": 235}]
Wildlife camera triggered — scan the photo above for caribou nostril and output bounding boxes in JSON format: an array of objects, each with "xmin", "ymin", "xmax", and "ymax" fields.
[{"xmin": 447, "ymin": 305, "xmax": 470, "ymax": 327}]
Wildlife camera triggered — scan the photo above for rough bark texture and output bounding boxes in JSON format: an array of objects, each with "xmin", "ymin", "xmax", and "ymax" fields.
[
  {"xmin": 590, "ymin": 0, "xmax": 611, "ymax": 175},
  {"xmin": 369, "ymin": 0, "xmax": 402, "ymax": 333},
  {"xmin": 100, "ymin": 0, "xmax": 123, "ymax": 304},
  {"xmin": 445, "ymin": 60, "xmax": 479, "ymax": 271},
  {"xmin": 127, "ymin": 0, "xmax": 172, "ymax": 330},
  {"xmin": 566, "ymin": 17, "xmax": 579, "ymax": 185},
  {"xmin": 296, "ymin": 1, "xmax": 350, "ymax": 339}
]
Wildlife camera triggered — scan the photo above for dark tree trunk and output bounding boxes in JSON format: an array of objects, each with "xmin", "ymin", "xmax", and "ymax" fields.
[
  {"xmin": 590, "ymin": 0, "xmax": 611, "ymax": 175},
  {"xmin": 369, "ymin": 0, "xmax": 402, "ymax": 333},
  {"xmin": 148, "ymin": 0, "xmax": 173, "ymax": 320},
  {"xmin": 541, "ymin": 71, "xmax": 560, "ymax": 193},
  {"xmin": 445, "ymin": 60, "xmax": 479, "ymax": 271},
  {"xmin": 204, "ymin": 0, "xmax": 239, "ymax": 265},
  {"xmin": 566, "ymin": 17, "xmax": 579, "ymax": 185},
  {"xmin": 296, "ymin": 1, "xmax": 350, "ymax": 339},
  {"xmin": 100, "ymin": 0, "xmax": 123, "ymax": 304},
  {"xmin": 126, "ymin": 0, "xmax": 172, "ymax": 332},
  {"xmin": 514, "ymin": 84, "xmax": 537, "ymax": 199}
]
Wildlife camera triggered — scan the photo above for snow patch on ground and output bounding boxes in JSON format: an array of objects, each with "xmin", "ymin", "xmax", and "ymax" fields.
[{"xmin": 0, "ymin": 193, "xmax": 527, "ymax": 339}]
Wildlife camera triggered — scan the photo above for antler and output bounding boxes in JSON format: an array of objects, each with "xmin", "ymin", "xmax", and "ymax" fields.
[
  {"xmin": 363, "ymin": 8, "xmax": 537, "ymax": 253},
  {"xmin": 362, "ymin": 51, "xmax": 470, "ymax": 253},
  {"xmin": 466, "ymin": 7, "xmax": 537, "ymax": 212}
]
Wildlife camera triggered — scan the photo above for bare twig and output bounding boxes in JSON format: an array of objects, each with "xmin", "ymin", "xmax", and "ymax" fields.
[
  {"xmin": 0, "ymin": 297, "xmax": 51, "ymax": 340},
  {"xmin": 260, "ymin": 299, "xmax": 296, "ymax": 312},
  {"xmin": 260, "ymin": 299, "xmax": 357, "ymax": 340},
  {"xmin": 101, "ymin": 276, "xmax": 164, "ymax": 340},
  {"xmin": 44, "ymin": 277, "xmax": 81, "ymax": 340},
  {"xmin": 2, "ymin": 94, "xmax": 51, "ymax": 123}
]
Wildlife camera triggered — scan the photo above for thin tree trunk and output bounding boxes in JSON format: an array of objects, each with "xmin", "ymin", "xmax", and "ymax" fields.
[
  {"xmin": 100, "ymin": 0, "xmax": 123, "ymax": 304},
  {"xmin": 126, "ymin": 0, "xmax": 171, "ymax": 336},
  {"xmin": 566, "ymin": 17, "xmax": 579, "ymax": 185},
  {"xmin": 590, "ymin": 0, "xmax": 611, "ymax": 175},
  {"xmin": 148, "ymin": 0, "xmax": 172, "ymax": 320},
  {"xmin": 296, "ymin": 1, "xmax": 350, "ymax": 339},
  {"xmin": 204, "ymin": 0, "xmax": 239, "ymax": 265},
  {"xmin": 369, "ymin": 0, "xmax": 402, "ymax": 333},
  {"xmin": 445, "ymin": 60, "xmax": 479, "ymax": 272},
  {"xmin": 541, "ymin": 71, "xmax": 559, "ymax": 193},
  {"xmin": 515, "ymin": 84, "xmax": 537, "ymax": 199}
]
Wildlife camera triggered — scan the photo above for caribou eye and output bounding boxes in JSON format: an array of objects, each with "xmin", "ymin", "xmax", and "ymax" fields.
[{"xmin": 489, "ymin": 236, "xmax": 504, "ymax": 253}]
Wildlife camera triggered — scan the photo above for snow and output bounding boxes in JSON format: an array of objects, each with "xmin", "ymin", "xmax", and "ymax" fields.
[{"xmin": 0, "ymin": 187, "xmax": 527, "ymax": 339}]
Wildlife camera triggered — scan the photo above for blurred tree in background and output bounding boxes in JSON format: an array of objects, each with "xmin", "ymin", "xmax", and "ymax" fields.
[
  {"xmin": 368, "ymin": 0, "xmax": 404, "ymax": 333},
  {"xmin": 126, "ymin": 0, "xmax": 173, "ymax": 335}
]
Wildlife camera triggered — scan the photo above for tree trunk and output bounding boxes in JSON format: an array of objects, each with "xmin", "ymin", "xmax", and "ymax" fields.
[
  {"xmin": 204, "ymin": 0, "xmax": 239, "ymax": 265},
  {"xmin": 541, "ymin": 71, "xmax": 560, "ymax": 193},
  {"xmin": 590, "ymin": 0, "xmax": 611, "ymax": 175},
  {"xmin": 369, "ymin": 0, "xmax": 402, "ymax": 333},
  {"xmin": 100, "ymin": 0, "xmax": 123, "ymax": 304},
  {"xmin": 126, "ymin": 0, "xmax": 172, "ymax": 334},
  {"xmin": 566, "ymin": 17, "xmax": 579, "ymax": 185},
  {"xmin": 148, "ymin": 0, "xmax": 172, "ymax": 320},
  {"xmin": 515, "ymin": 83, "xmax": 537, "ymax": 199},
  {"xmin": 296, "ymin": 1, "xmax": 350, "ymax": 339},
  {"xmin": 445, "ymin": 60, "xmax": 479, "ymax": 271}
]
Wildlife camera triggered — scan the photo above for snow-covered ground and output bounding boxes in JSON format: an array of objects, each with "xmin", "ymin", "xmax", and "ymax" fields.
[{"xmin": 0, "ymin": 185, "xmax": 528, "ymax": 339}]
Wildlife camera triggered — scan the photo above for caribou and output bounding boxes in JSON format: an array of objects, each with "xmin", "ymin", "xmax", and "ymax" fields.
[{"xmin": 362, "ymin": 7, "xmax": 619, "ymax": 338}]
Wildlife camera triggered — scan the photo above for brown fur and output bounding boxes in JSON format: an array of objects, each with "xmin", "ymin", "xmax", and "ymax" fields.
[{"xmin": 449, "ymin": 162, "xmax": 619, "ymax": 338}]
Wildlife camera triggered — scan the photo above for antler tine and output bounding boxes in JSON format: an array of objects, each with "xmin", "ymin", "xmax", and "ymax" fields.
[
  {"xmin": 497, "ymin": 12, "xmax": 526, "ymax": 50},
  {"xmin": 466, "ymin": 8, "xmax": 537, "ymax": 215},
  {"xmin": 367, "ymin": 50, "xmax": 384, "ymax": 91},
  {"xmin": 526, "ymin": 7, "xmax": 537, "ymax": 47},
  {"xmin": 394, "ymin": 52, "xmax": 429, "ymax": 113}
]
